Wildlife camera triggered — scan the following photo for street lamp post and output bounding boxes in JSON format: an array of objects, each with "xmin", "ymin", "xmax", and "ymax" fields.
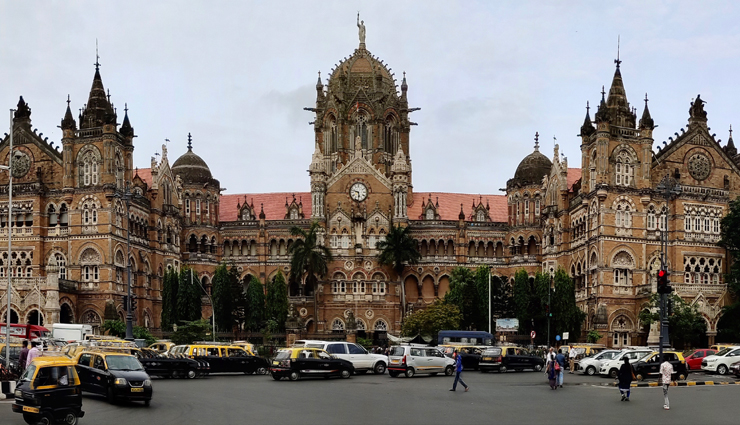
[
  {"xmin": 191, "ymin": 268, "xmax": 216, "ymax": 342},
  {"xmin": 118, "ymin": 185, "xmax": 134, "ymax": 341},
  {"xmin": 488, "ymin": 265, "xmax": 492, "ymax": 335},
  {"xmin": 3, "ymin": 109, "xmax": 14, "ymax": 368},
  {"xmin": 656, "ymin": 174, "xmax": 682, "ymax": 362}
]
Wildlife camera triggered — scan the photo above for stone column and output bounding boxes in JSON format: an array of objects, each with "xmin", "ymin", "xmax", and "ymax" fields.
[{"xmin": 43, "ymin": 265, "xmax": 61, "ymax": 324}]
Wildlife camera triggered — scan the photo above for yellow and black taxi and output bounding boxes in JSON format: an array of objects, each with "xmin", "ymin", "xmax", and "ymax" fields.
[
  {"xmin": 478, "ymin": 346, "xmax": 545, "ymax": 373},
  {"xmin": 74, "ymin": 350, "xmax": 153, "ymax": 405},
  {"xmin": 148, "ymin": 341, "xmax": 175, "ymax": 354},
  {"xmin": 270, "ymin": 347, "xmax": 355, "ymax": 381},
  {"xmin": 170, "ymin": 343, "xmax": 269, "ymax": 375},
  {"xmin": 632, "ymin": 351, "xmax": 688, "ymax": 381},
  {"xmin": 12, "ymin": 355, "xmax": 85, "ymax": 425}
]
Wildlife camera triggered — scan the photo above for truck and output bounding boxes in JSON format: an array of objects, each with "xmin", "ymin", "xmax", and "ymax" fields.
[{"xmin": 51, "ymin": 323, "xmax": 94, "ymax": 342}]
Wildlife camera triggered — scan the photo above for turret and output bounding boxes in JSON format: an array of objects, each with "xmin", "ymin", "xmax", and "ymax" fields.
[
  {"xmin": 580, "ymin": 101, "xmax": 595, "ymax": 138},
  {"xmin": 639, "ymin": 93, "xmax": 654, "ymax": 130}
]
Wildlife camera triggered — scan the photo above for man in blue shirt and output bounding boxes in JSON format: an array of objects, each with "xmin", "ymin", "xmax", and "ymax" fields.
[
  {"xmin": 449, "ymin": 349, "xmax": 469, "ymax": 392},
  {"xmin": 555, "ymin": 349, "xmax": 566, "ymax": 388}
]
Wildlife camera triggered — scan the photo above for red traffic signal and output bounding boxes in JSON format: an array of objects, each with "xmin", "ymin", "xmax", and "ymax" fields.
[{"xmin": 657, "ymin": 269, "xmax": 671, "ymax": 293}]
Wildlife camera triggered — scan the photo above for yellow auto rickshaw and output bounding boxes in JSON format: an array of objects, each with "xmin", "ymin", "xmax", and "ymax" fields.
[{"xmin": 12, "ymin": 355, "xmax": 85, "ymax": 425}]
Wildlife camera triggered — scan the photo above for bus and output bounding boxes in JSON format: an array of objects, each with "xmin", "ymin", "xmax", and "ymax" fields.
[
  {"xmin": 0, "ymin": 323, "xmax": 50, "ymax": 340},
  {"xmin": 437, "ymin": 330, "xmax": 494, "ymax": 346}
]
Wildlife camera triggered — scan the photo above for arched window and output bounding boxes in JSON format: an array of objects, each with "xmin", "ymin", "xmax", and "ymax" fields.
[
  {"xmin": 332, "ymin": 318, "xmax": 345, "ymax": 331},
  {"xmin": 55, "ymin": 253, "xmax": 67, "ymax": 280},
  {"xmin": 383, "ymin": 115, "xmax": 399, "ymax": 153},
  {"xmin": 615, "ymin": 150, "xmax": 633, "ymax": 187},
  {"xmin": 324, "ymin": 115, "xmax": 338, "ymax": 154},
  {"xmin": 185, "ymin": 198, "xmax": 191, "ymax": 215},
  {"xmin": 59, "ymin": 204, "xmax": 69, "ymax": 227},
  {"xmin": 374, "ymin": 319, "xmax": 388, "ymax": 331},
  {"xmin": 426, "ymin": 208, "xmax": 435, "ymax": 220},
  {"xmin": 615, "ymin": 203, "xmax": 631, "ymax": 228},
  {"xmin": 476, "ymin": 210, "xmax": 486, "ymax": 222},
  {"xmin": 82, "ymin": 202, "xmax": 97, "ymax": 226},
  {"xmin": 47, "ymin": 204, "xmax": 57, "ymax": 226},
  {"xmin": 289, "ymin": 208, "xmax": 299, "ymax": 220},
  {"xmin": 241, "ymin": 208, "xmax": 251, "ymax": 221},
  {"xmin": 355, "ymin": 111, "xmax": 369, "ymax": 150},
  {"xmin": 646, "ymin": 205, "xmax": 656, "ymax": 230},
  {"xmin": 659, "ymin": 206, "xmax": 667, "ymax": 231},
  {"xmin": 115, "ymin": 153, "xmax": 124, "ymax": 189}
]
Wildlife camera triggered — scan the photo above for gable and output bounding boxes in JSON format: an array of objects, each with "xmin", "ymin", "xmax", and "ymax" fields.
[
  {"xmin": 653, "ymin": 125, "xmax": 740, "ymax": 178},
  {"xmin": 326, "ymin": 154, "xmax": 391, "ymax": 190},
  {"xmin": 1, "ymin": 127, "xmax": 63, "ymax": 165}
]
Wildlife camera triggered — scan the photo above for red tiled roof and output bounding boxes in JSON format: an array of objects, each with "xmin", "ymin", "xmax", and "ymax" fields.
[
  {"xmin": 567, "ymin": 168, "xmax": 582, "ymax": 191},
  {"xmin": 134, "ymin": 168, "xmax": 152, "ymax": 187},
  {"xmin": 220, "ymin": 192, "xmax": 311, "ymax": 221},
  {"xmin": 408, "ymin": 192, "xmax": 508, "ymax": 222}
]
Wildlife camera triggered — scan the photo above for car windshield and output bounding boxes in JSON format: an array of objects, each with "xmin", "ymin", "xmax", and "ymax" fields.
[
  {"xmin": 20, "ymin": 365, "xmax": 36, "ymax": 382},
  {"xmin": 717, "ymin": 347, "xmax": 734, "ymax": 356},
  {"xmin": 482, "ymin": 348, "xmax": 501, "ymax": 356},
  {"xmin": 106, "ymin": 355, "xmax": 144, "ymax": 371},
  {"xmin": 274, "ymin": 351, "xmax": 291, "ymax": 361}
]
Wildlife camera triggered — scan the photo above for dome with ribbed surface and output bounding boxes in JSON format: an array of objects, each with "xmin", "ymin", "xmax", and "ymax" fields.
[
  {"xmin": 508, "ymin": 147, "xmax": 552, "ymax": 189},
  {"xmin": 172, "ymin": 138, "xmax": 214, "ymax": 184}
]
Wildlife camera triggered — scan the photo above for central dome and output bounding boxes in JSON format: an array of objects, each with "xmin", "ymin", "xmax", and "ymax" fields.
[
  {"xmin": 508, "ymin": 147, "xmax": 552, "ymax": 189},
  {"xmin": 327, "ymin": 46, "xmax": 396, "ymax": 90},
  {"xmin": 172, "ymin": 143, "xmax": 214, "ymax": 185}
]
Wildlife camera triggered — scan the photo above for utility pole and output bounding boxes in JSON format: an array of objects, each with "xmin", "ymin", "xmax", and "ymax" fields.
[
  {"xmin": 548, "ymin": 275, "xmax": 552, "ymax": 347},
  {"xmin": 192, "ymin": 268, "xmax": 216, "ymax": 342},
  {"xmin": 119, "ymin": 184, "xmax": 134, "ymax": 341},
  {"xmin": 656, "ymin": 174, "xmax": 681, "ymax": 361},
  {"xmin": 488, "ymin": 265, "xmax": 492, "ymax": 335},
  {"xmin": 3, "ymin": 108, "xmax": 15, "ymax": 367}
]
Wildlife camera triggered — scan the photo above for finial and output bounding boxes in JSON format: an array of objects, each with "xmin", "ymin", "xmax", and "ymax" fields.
[
  {"xmin": 534, "ymin": 131, "xmax": 539, "ymax": 151},
  {"xmin": 601, "ymin": 85, "xmax": 606, "ymax": 100},
  {"xmin": 95, "ymin": 39, "xmax": 100, "ymax": 70},
  {"xmin": 187, "ymin": 132, "xmax": 192, "ymax": 150},
  {"xmin": 66, "ymin": 94, "xmax": 71, "ymax": 107},
  {"xmin": 644, "ymin": 93, "xmax": 649, "ymax": 105},
  {"xmin": 730, "ymin": 125, "xmax": 733, "ymax": 138},
  {"xmin": 614, "ymin": 35, "xmax": 621, "ymax": 68},
  {"xmin": 586, "ymin": 101, "xmax": 590, "ymax": 114},
  {"xmin": 124, "ymin": 103, "xmax": 128, "ymax": 114}
]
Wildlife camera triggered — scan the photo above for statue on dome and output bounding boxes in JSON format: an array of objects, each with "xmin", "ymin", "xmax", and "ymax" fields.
[{"xmin": 357, "ymin": 13, "xmax": 366, "ymax": 45}]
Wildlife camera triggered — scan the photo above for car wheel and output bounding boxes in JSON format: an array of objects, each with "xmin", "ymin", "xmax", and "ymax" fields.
[
  {"xmin": 718, "ymin": 364, "xmax": 728, "ymax": 375},
  {"xmin": 256, "ymin": 367, "xmax": 268, "ymax": 375},
  {"xmin": 22, "ymin": 413, "xmax": 36, "ymax": 425},
  {"xmin": 62, "ymin": 412, "xmax": 78, "ymax": 425},
  {"xmin": 388, "ymin": 371, "xmax": 399, "ymax": 378},
  {"xmin": 586, "ymin": 366, "xmax": 596, "ymax": 376},
  {"xmin": 609, "ymin": 369, "xmax": 619, "ymax": 379},
  {"xmin": 36, "ymin": 414, "xmax": 53, "ymax": 425},
  {"xmin": 635, "ymin": 373, "xmax": 644, "ymax": 381},
  {"xmin": 106, "ymin": 387, "xmax": 116, "ymax": 404},
  {"xmin": 374, "ymin": 362, "xmax": 386, "ymax": 375},
  {"xmin": 340, "ymin": 369, "xmax": 352, "ymax": 379},
  {"xmin": 405, "ymin": 368, "xmax": 415, "ymax": 378},
  {"xmin": 445, "ymin": 365, "xmax": 454, "ymax": 376},
  {"xmin": 534, "ymin": 364, "xmax": 543, "ymax": 372},
  {"xmin": 271, "ymin": 373, "xmax": 281, "ymax": 381},
  {"xmin": 678, "ymin": 373, "xmax": 687, "ymax": 381},
  {"xmin": 289, "ymin": 371, "xmax": 300, "ymax": 381},
  {"xmin": 187, "ymin": 369, "xmax": 197, "ymax": 379},
  {"xmin": 499, "ymin": 366, "xmax": 507, "ymax": 373},
  {"xmin": 144, "ymin": 399, "xmax": 151, "ymax": 407}
]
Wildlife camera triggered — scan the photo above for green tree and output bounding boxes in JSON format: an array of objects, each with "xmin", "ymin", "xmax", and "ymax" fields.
[
  {"xmin": 171, "ymin": 319, "xmax": 212, "ymax": 345},
  {"xmin": 212, "ymin": 263, "xmax": 237, "ymax": 332},
  {"xmin": 443, "ymin": 266, "xmax": 491, "ymax": 330},
  {"xmin": 133, "ymin": 326, "xmax": 157, "ymax": 346},
  {"xmin": 718, "ymin": 197, "xmax": 740, "ymax": 341},
  {"xmin": 266, "ymin": 270, "xmax": 289, "ymax": 332},
  {"xmin": 161, "ymin": 268, "xmax": 179, "ymax": 330},
  {"xmin": 177, "ymin": 267, "xmax": 202, "ymax": 324},
  {"xmin": 244, "ymin": 275, "xmax": 265, "ymax": 332},
  {"xmin": 512, "ymin": 269, "xmax": 532, "ymax": 326},
  {"xmin": 551, "ymin": 268, "xmax": 586, "ymax": 342},
  {"xmin": 376, "ymin": 224, "xmax": 421, "ymax": 317},
  {"xmin": 639, "ymin": 293, "xmax": 707, "ymax": 348},
  {"xmin": 103, "ymin": 320, "xmax": 126, "ymax": 338},
  {"xmin": 491, "ymin": 275, "xmax": 514, "ymax": 319},
  {"xmin": 289, "ymin": 221, "xmax": 333, "ymax": 295},
  {"xmin": 401, "ymin": 300, "xmax": 463, "ymax": 339}
]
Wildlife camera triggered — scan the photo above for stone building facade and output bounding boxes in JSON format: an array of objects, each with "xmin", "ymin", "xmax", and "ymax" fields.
[{"xmin": 1, "ymin": 30, "xmax": 735, "ymax": 346}]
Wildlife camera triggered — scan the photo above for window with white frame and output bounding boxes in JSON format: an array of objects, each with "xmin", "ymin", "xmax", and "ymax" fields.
[
  {"xmin": 615, "ymin": 203, "xmax": 632, "ymax": 228},
  {"xmin": 590, "ymin": 167, "xmax": 596, "ymax": 192},
  {"xmin": 372, "ymin": 281, "xmax": 386, "ymax": 294},
  {"xmin": 535, "ymin": 198, "xmax": 540, "ymax": 216},
  {"xmin": 185, "ymin": 199, "xmax": 191, "ymax": 215},
  {"xmin": 646, "ymin": 205, "xmax": 656, "ymax": 230},
  {"xmin": 426, "ymin": 208, "xmax": 435, "ymax": 220},
  {"xmin": 659, "ymin": 206, "xmax": 667, "ymax": 231},
  {"xmin": 330, "ymin": 230, "xmax": 339, "ymax": 249},
  {"xmin": 332, "ymin": 281, "xmax": 346, "ymax": 293},
  {"xmin": 374, "ymin": 320, "xmax": 388, "ymax": 331},
  {"xmin": 476, "ymin": 210, "xmax": 486, "ymax": 222},
  {"xmin": 55, "ymin": 253, "xmax": 67, "ymax": 280},
  {"xmin": 340, "ymin": 230, "xmax": 349, "ymax": 248},
  {"xmin": 525, "ymin": 199, "xmax": 530, "ymax": 218},
  {"xmin": 613, "ymin": 269, "xmax": 631, "ymax": 286},
  {"xmin": 615, "ymin": 151, "xmax": 633, "ymax": 187},
  {"xmin": 196, "ymin": 199, "xmax": 201, "ymax": 215},
  {"xmin": 289, "ymin": 208, "xmax": 299, "ymax": 220},
  {"xmin": 83, "ymin": 265, "xmax": 99, "ymax": 282},
  {"xmin": 353, "ymin": 281, "xmax": 365, "ymax": 294},
  {"xmin": 684, "ymin": 256, "xmax": 722, "ymax": 285},
  {"xmin": 331, "ymin": 318, "xmax": 345, "ymax": 331}
]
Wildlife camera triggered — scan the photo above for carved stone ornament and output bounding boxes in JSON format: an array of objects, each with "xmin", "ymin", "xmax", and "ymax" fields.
[
  {"xmin": 344, "ymin": 260, "xmax": 354, "ymax": 271},
  {"xmin": 688, "ymin": 153, "xmax": 711, "ymax": 181},
  {"xmin": 299, "ymin": 308, "xmax": 308, "ymax": 317},
  {"xmin": 364, "ymin": 261, "xmax": 373, "ymax": 271},
  {"xmin": 10, "ymin": 150, "xmax": 31, "ymax": 178},
  {"xmin": 365, "ymin": 309, "xmax": 374, "ymax": 319},
  {"xmin": 612, "ymin": 251, "xmax": 634, "ymax": 267}
]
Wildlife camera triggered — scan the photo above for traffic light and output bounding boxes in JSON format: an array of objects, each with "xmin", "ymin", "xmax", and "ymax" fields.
[
  {"xmin": 657, "ymin": 269, "xmax": 672, "ymax": 294},
  {"xmin": 122, "ymin": 295, "xmax": 129, "ymax": 311},
  {"xmin": 131, "ymin": 296, "xmax": 137, "ymax": 312},
  {"xmin": 545, "ymin": 304, "xmax": 551, "ymax": 317}
]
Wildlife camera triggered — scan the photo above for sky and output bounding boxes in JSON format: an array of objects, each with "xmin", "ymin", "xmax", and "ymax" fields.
[{"xmin": 2, "ymin": 1, "xmax": 739, "ymax": 196}]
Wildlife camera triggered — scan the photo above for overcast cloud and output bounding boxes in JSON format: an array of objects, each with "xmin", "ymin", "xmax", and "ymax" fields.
[{"xmin": 1, "ymin": 1, "xmax": 739, "ymax": 195}]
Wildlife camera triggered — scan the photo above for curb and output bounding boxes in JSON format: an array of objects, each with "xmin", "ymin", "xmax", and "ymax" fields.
[
  {"xmin": 602, "ymin": 380, "xmax": 740, "ymax": 388},
  {"xmin": 1, "ymin": 381, "xmax": 16, "ymax": 399}
]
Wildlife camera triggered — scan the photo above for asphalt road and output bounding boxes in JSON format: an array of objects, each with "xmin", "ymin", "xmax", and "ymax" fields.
[{"xmin": 2, "ymin": 369, "xmax": 739, "ymax": 425}]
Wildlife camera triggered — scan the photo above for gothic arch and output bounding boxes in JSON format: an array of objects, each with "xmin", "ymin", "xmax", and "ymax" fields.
[
  {"xmin": 78, "ymin": 246, "xmax": 102, "ymax": 265},
  {"xmin": 608, "ymin": 310, "xmax": 636, "ymax": 332},
  {"xmin": 609, "ymin": 247, "xmax": 637, "ymax": 269}
]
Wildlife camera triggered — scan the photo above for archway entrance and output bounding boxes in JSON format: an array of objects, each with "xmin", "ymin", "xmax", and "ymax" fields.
[
  {"xmin": 2, "ymin": 309, "xmax": 19, "ymax": 324},
  {"xmin": 26, "ymin": 310, "xmax": 44, "ymax": 326},
  {"xmin": 60, "ymin": 304, "xmax": 74, "ymax": 324}
]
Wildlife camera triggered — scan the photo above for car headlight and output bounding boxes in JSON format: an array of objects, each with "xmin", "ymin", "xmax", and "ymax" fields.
[
  {"xmin": 143, "ymin": 379, "xmax": 152, "ymax": 387},
  {"xmin": 114, "ymin": 378, "xmax": 128, "ymax": 385},
  {"xmin": 14, "ymin": 389, "xmax": 22, "ymax": 398}
]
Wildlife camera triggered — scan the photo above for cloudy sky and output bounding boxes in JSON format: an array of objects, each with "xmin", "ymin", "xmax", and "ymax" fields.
[{"xmin": 2, "ymin": 1, "xmax": 739, "ymax": 196}]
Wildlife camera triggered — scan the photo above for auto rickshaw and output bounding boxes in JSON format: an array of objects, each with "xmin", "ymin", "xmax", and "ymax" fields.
[{"xmin": 12, "ymin": 356, "xmax": 85, "ymax": 425}]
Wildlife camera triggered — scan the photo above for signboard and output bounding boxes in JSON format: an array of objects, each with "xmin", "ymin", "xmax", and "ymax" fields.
[
  {"xmin": 562, "ymin": 332, "xmax": 570, "ymax": 340},
  {"xmin": 530, "ymin": 330, "xmax": 536, "ymax": 339},
  {"xmin": 556, "ymin": 335, "xmax": 561, "ymax": 341},
  {"xmin": 495, "ymin": 318, "xmax": 519, "ymax": 332},
  {"xmin": 0, "ymin": 325, "xmax": 27, "ymax": 337}
]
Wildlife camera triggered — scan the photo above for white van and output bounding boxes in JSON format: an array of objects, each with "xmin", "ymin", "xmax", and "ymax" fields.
[
  {"xmin": 51, "ymin": 323, "xmax": 94, "ymax": 342},
  {"xmin": 293, "ymin": 340, "xmax": 388, "ymax": 374}
]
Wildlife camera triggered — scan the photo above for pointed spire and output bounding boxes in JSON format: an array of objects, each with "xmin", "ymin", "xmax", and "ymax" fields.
[
  {"xmin": 595, "ymin": 86, "xmax": 609, "ymax": 123},
  {"xmin": 725, "ymin": 125, "xmax": 737, "ymax": 157},
  {"xmin": 61, "ymin": 94, "xmax": 77, "ymax": 131},
  {"xmin": 259, "ymin": 203, "xmax": 266, "ymax": 220},
  {"xmin": 458, "ymin": 204, "xmax": 465, "ymax": 220},
  {"xmin": 580, "ymin": 101, "xmax": 595, "ymax": 137},
  {"xmin": 120, "ymin": 103, "xmax": 134, "ymax": 138},
  {"xmin": 401, "ymin": 71, "xmax": 408, "ymax": 93},
  {"xmin": 639, "ymin": 93, "xmax": 654, "ymax": 130},
  {"xmin": 316, "ymin": 71, "xmax": 323, "ymax": 89},
  {"xmin": 80, "ymin": 57, "xmax": 115, "ymax": 129},
  {"xmin": 534, "ymin": 131, "xmax": 540, "ymax": 151}
]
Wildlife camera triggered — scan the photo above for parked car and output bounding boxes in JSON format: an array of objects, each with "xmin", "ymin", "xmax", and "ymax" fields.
[
  {"xmin": 683, "ymin": 349, "xmax": 716, "ymax": 371},
  {"xmin": 632, "ymin": 351, "xmax": 688, "ymax": 381},
  {"xmin": 74, "ymin": 350, "xmax": 153, "ymax": 405},
  {"xmin": 148, "ymin": 341, "xmax": 174, "ymax": 354},
  {"xmin": 577, "ymin": 349, "xmax": 623, "ymax": 376},
  {"xmin": 12, "ymin": 356, "xmax": 85, "ymax": 424},
  {"xmin": 170, "ymin": 344, "xmax": 269, "ymax": 375},
  {"xmin": 730, "ymin": 360, "xmax": 740, "ymax": 378},
  {"xmin": 478, "ymin": 346, "xmax": 544, "ymax": 373},
  {"xmin": 135, "ymin": 348, "xmax": 208, "ymax": 379},
  {"xmin": 600, "ymin": 349, "xmax": 653, "ymax": 378},
  {"xmin": 293, "ymin": 340, "xmax": 387, "ymax": 375},
  {"xmin": 439, "ymin": 345, "xmax": 492, "ymax": 370},
  {"xmin": 702, "ymin": 346, "xmax": 740, "ymax": 375},
  {"xmin": 387, "ymin": 345, "xmax": 455, "ymax": 378},
  {"xmin": 270, "ymin": 347, "xmax": 354, "ymax": 381}
]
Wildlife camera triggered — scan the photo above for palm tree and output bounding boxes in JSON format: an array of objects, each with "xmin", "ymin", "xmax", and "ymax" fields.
[
  {"xmin": 376, "ymin": 224, "xmax": 421, "ymax": 321},
  {"xmin": 289, "ymin": 221, "xmax": 333, "ymax": 332}
]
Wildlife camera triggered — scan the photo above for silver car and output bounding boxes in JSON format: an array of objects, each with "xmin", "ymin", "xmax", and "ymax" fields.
[{"xmin": 578, "ymin": 349, "xmax": 623, "ymax": 376}]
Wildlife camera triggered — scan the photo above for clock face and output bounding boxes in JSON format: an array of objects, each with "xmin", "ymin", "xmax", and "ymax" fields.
[{"xmin": 350, "ymin": 182, "xmax": 368, "ymax": 202}]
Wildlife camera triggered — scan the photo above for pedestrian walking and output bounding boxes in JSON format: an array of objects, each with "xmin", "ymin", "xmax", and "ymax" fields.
[
  {"xmin": 546, "ymin": 353, "xmax": 559, "ymax": 390},
  {"xmin": 617, "ymin": 356, "xmax": 636, "ymax": 401},
  {"xmin": 660, "ymin": 356, "xmax": 675, "ymax": 410},
  {"xmin": 568, "ymin": 345, "xmax": 576, "ymax": 374},
  {"xmin": 26, "ymin": 341, "xmax": 41, "ymax": 368},
  {"xmin": 556, "ymin": 349, "xmax": 566, "ymax": 388},
  {"xmin": 18, "ymin": 340, "xmax": 29, "ymax": 372},
  {"xmin": 449, "ymin": 349, "xmax": 469, "ymax": 392}
]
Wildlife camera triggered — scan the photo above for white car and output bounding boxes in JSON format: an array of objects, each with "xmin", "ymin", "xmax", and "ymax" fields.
[
  {"xmin": 293, "ymin": 340, "xmax": 388, "ymax": 374},
  {"xmin": 701, "ymin": 346, "xmax": 740, "ymax": 375},
  {"xmin": 387, "ymin": 345, "xmax": 455, "ymax": 378},
  {"xmin": 578, "ymin": 349, "xmax": 623, "ymax": 376},
  {"xmin": 599, "ymin": 349, "xmax": 652, "ymax": 378}
]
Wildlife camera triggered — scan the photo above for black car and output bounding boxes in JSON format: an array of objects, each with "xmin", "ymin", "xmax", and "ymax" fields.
[
  {"xmin": 75, "ymin": 351, "xmax": 153, "ymax": 405},
  {"xmin": 135, "ymin": 349, "xmax": 208, "ymax": 379},
  {"xmin": 270, "ymin": 348, "xmax": 355, "ymax": 381},
  {"xmin": 479, "ymin": 347, "xmax": 545, "ymax": 373},
  {"xmin": 632, "ymin": 351, "xmax": 689, "ymax": 381},
  {"xmin": 441, "ymin": 346, "xmax": 489, "ymax": 370}
]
